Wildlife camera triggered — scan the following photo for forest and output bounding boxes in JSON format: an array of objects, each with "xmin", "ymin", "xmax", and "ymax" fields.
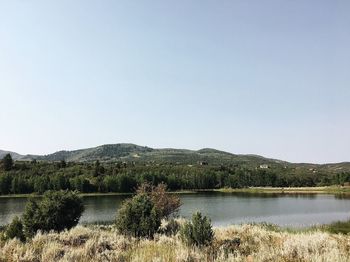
[{"xmin": 0, "ymin": 154, "xmax": 349, "ymax": 195}]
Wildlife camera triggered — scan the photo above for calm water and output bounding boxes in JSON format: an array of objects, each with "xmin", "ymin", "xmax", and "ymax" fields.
[{"xmin": 1, "ymin": 192, "xmax": 350, "ymax": 227}]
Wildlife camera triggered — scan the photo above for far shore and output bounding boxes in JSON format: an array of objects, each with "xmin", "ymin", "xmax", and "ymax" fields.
[
  {"xmin": 0, "ymin": 190, "xmax": 198, "ymax": 198},
  {"xmin": 213, "ymin": 186, "xmax": 350, "ymax": 194},
  {"xmin": 1, "ymin": 186, "xmax": 350, "ymax": 198}
]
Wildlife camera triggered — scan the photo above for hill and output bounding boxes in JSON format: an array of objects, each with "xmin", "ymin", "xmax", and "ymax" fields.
[
  {"xmin": 1, "ymin": 143, "xmax": 349, "ymax": 173},
  {"xmin": 0, "ymin": 150, "xmax": 23, "ymax": 160},
  {"xmin": 11, "ymin": 143, "xmax": 283, "ymax": 167}
]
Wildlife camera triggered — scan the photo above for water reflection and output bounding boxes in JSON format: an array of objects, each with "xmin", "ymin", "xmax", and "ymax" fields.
[{"xmin": 334, "ymin": 194, "xmax": 350, "ymax": 200}]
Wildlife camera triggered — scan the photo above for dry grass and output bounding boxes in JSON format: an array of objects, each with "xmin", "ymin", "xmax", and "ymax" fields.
[{"xmin": 1, "ymin": 224, "xmax": 350, "ymax": 262}]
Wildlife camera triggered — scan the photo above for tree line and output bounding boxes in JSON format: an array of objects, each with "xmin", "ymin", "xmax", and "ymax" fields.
[{"xmin": 0, "ymin": 154, "xmax": 349, "ymax": 195}]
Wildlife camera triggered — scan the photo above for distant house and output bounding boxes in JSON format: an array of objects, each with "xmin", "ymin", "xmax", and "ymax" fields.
[{"xmin": 259, "ymin": 164, "xmax": 269, "ymax": 169}]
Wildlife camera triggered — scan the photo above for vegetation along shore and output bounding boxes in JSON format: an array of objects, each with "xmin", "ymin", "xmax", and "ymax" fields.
[
  {"xmin": 1, "ymin": 186, "xmax": 350, "ymax": 199},
  {"xmin": 1, "ymin": 145, "xmax": 350, "ymax": 197},
  {"xmin": 215, "ymin": 186, "xmax": 350, "ymax": 194}
]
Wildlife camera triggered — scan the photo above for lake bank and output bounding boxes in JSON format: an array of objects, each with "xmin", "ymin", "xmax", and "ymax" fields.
[
  {"xmin": 0, "ymin": 190, "xmax": 198, "ymax": 198},
  {"xmin": 1, "ymin": 186, "xmax": 350, "ymax": 198},
  {"xmin": 1, "ymin": 223, "xmax": 349, "ymax": 261},
  {"xmin": 214, "ymin": 186, "xmax": 350, "ymax": 194}
]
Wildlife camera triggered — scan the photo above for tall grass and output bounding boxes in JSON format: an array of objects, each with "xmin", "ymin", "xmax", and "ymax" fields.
[{"xmin": 0, "ymin": 223, "xmax": 349, "ymax": 261}]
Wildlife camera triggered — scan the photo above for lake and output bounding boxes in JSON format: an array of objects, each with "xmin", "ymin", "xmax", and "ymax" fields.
[{"xmin": 1, "ymin": 192, "xmax": 350, "ymax": 227}]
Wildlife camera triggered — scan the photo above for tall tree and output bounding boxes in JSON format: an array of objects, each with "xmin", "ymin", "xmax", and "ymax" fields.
[{"xmin": 2, "ymin": 154, "xmax": 13, "ymax": 171}]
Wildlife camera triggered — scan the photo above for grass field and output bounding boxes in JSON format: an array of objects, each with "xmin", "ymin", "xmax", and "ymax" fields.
[{"xmin": 1, "ymin": 222, "xmax": 350, "ymax": 262}]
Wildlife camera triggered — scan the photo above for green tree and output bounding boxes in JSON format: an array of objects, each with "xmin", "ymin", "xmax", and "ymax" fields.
[
  {"xmin": 3, "ymin": 216, "xmax": 25, "ymax": 242},
  {"xmin": 33, "ymin": 176, "xmax": 49, "ymax": 194},
  {"xmin": 180, "ymin": 211, "xmax": 214, "ymax": 247},
  {"xmin": 104, "ymin": 176, "xmax": 119, "ymax": 192},
  {"xmin": 57, "ymin": 160, "xmax": 67, "ymax": 168},
  {"xmin": 0, "ymin": 174, "xmax": 12, "ymax": 194},
  {"xmin": 50, "ymin": 175, "xmax": 69, "ymax": 190},
  {"xmin": 118, "ymin": 173, "xmax": 136, "ymax": 192},
  {"xmin": 115, "ymin": 193, "xmax": 160, "ymax": 238},
  {"xmin": 93, "ymin": 160, "xmax": 105, "ymax": 176},
  {"xmin": 22, "ymin": 190, "xmax": 84, "ymax": 238},
  {"xmin": 70, "ymin": 177, "xmax": 93, "ymax": 193},
  {"xmin": 11, "ymin": 176, "xmax": 28, "ymax": 194},
  {"xmin": 2, "ymin": 154, "xmax": 13, "ymax": 171}
]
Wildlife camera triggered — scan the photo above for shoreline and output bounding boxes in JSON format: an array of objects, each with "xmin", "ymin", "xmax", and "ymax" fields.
[
  {"xmin": 213, "ymin": 186, "xmax": 350, "ymax": 194},
  {"xmin": 0, "ymin": 190, "xmax": 198, "ymax": 198},
  {"xmin": 1, "ymin": 186, "xmax": 350, "ymax": 198}
]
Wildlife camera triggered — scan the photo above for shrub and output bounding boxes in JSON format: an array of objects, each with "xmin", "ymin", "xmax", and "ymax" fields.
[
  {"xmin": 23, "ymin": 190, "xmax": 84, "ymax": 238},
  {"xmin": 115, "ymin": 193, "xmax": 161, "ymax": 238},
  {"xmin": 325, "ymin": 219, "xmax": 350, "ymax": 234},
  {"xmin": 180, "ymin": 211, "xmax": 214, "ymax": 247},
  {"xmin": 3, "ymin": 216, "xmax": 25, "ymax": 242},
  {"xmin": 137, "ymin": 182, "xmax": 181, "ymax": 219},
  {"xmin": 159, "ymin": 218, "xmax": 180, "ymax": 236}
]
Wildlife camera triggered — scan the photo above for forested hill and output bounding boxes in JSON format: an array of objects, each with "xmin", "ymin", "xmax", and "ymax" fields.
[
  {"xmin": 4, "ymin": 144, "xmax": 280, "ymax": 166},
  {"xmin": 1, "ymin": 143, "xmax": 350, "ymax": 173}
]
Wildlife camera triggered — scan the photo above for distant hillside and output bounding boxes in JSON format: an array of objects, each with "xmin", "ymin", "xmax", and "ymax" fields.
[
  {"xmin": 0, "ymin": 150, "xmax": 23, "ymax": 160},
  {"xmin": 27, "ymin": 144, "xmax": 154, "ymax": 162},
  {"xmin": 2, "ymin": 143, "xmax": 350, "ymax": 173},
  {"xmin": 6, "ymin": 143, "xmax": 281, "ymax": 166}
]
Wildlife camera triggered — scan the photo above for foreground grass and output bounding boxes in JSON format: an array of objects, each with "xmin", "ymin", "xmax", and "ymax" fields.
[{"xmin": 1, "ymin": 223, "xmax": 350, "ymax": 262}]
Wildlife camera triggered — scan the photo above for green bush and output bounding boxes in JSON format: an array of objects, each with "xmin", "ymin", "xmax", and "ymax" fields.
[
  {"xmin": 3, "ymin": 216, "xmax": 25, "ymax": 242},
  {"xmin": 325, "ymin": 220, "xmax": 350, "ymax": 234},
  {"xmin": 180, "ymin": 211, "xmax": 214, "ymax": 247},
  {"xmin": 23, "ymin": 190, "xmax": 84, "ymax": 238},
  {"xmin": 115, "ymin": 193, "xmax": 161, "ymax": 238}
]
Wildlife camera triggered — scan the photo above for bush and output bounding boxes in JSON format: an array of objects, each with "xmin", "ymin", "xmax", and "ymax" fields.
[
  {"xmin": 159, "ymin": 218, "xmax": 180, "ymax": 236},
  {"xmin": 115, "ymin": 193, "xmax": 161, "ymax": 238},
  {"xmin": 3, "ymin": 216, "xmax": 25, "ymax": 242},
  {"xmin": 137, "ymin": 182, "xmax": 181, "ymax": 219},
  {"xmin": 180, "ymin": 211, "xmax": 214, "ymax": 247},
  {"xmin": 325, "ymin": 219, "xmax": 350, "ymax": 234},
  {"xmin": 22, "ymin": 190, "xmax": 84, "ymax": 238}
]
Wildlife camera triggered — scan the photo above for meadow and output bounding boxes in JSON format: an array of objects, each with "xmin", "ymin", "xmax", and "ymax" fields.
[{"xmin": 1, "ymin": 222, "xmax": 350, "ymax": 262}]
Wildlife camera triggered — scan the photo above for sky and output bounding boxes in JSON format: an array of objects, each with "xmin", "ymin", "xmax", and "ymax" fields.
[{"xmin": 0, "ymin": 0, "xmax": 349, "ymax": 163}]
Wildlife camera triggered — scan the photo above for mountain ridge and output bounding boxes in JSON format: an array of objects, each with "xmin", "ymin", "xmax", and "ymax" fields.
[
  {"xmin": 1, "ymin": 144, "xmax": 349, "ymax": 172},
  {"xmin": 0, "ymin": 143, "xmax": 283, "ymax": 165}
]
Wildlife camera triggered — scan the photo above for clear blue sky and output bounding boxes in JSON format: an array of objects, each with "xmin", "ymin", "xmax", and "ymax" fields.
[{"xmin": 0, "ymin": 0, "xmax": 349, "ymax": 163}]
